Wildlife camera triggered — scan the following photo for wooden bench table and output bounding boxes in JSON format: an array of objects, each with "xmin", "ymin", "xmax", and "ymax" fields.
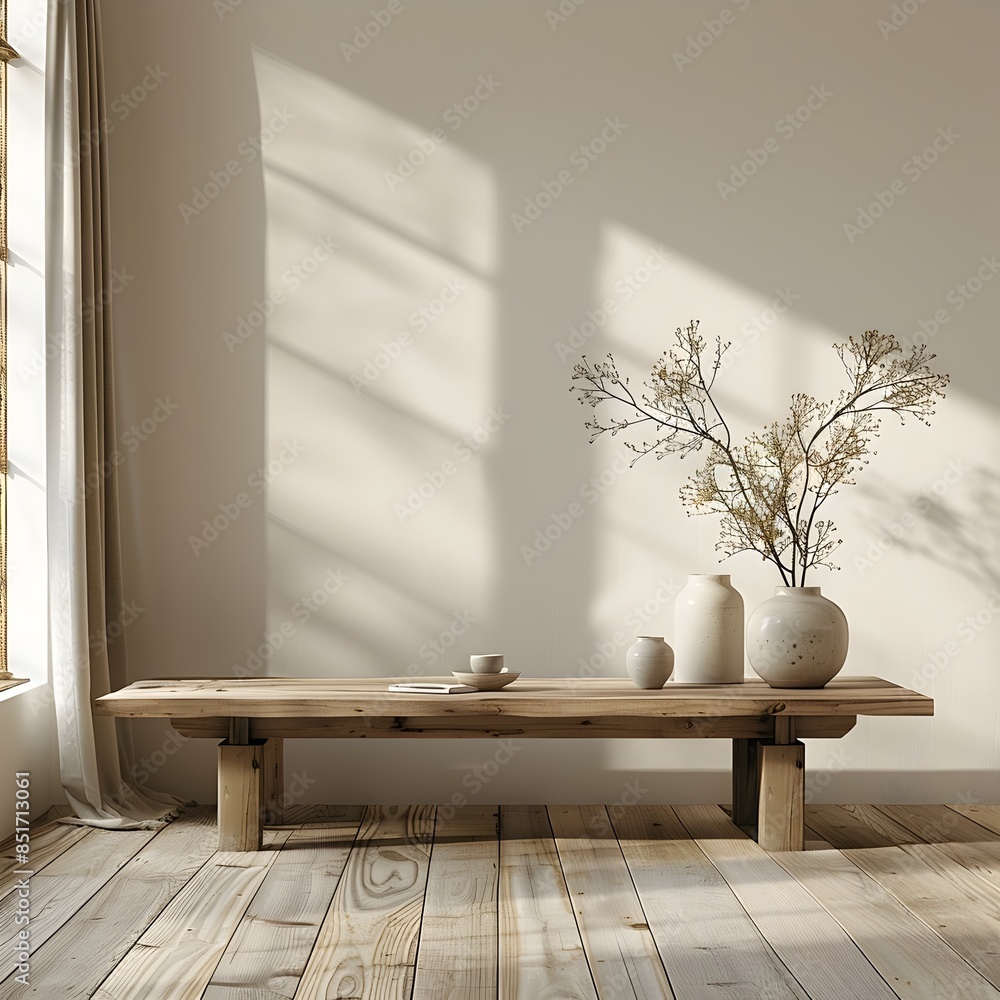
[{"xmin": 94, "ymin": 675, "xmax": 932, "ymax": 852}]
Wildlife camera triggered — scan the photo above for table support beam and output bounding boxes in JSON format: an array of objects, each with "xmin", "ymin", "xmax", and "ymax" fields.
[
  {"xmin": 757, "ymin": 738, "xmax": 805, "ymax": 851},
  {"xmin": 218, "ymin": 738, "xmax": 265, "ymax": 851},
  {"xmin": 228, "ymin": 716, "xmax": 250, "ymax": 744},
  {"xmin": 732, "ymin": 738, "xmax": 761, "ymax": 829},
  {"xmin": 262, "ymin": 736, "xmax": 284, "ymax": 825}
]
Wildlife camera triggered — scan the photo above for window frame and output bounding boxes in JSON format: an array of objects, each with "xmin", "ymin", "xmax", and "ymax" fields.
[{"xmin": 0, "ymin": 0, "xmax": 18, "ymax": 690}]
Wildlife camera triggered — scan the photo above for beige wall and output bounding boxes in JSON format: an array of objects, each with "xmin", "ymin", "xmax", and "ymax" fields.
[
  {"xmin": 0, "ymin": 690, "xmax": 57, "ymax": 841},
  {"xmin": 100, "ymin": 0, "xmax": 1000, "ymax": 809}
]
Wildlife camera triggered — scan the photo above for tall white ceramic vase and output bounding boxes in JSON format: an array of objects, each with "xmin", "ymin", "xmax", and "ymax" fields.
[{"xmin": 673, "ymin": 574, "xmax": 745, "ymax": 684}]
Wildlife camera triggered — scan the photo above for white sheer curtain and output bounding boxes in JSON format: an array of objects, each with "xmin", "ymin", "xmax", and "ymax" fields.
[{"xmin": 45, "ymin": 0, "xmax": 184, "ymax": 828}]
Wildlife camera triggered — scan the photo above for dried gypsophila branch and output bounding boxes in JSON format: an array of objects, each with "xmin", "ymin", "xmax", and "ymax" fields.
[{"xmin": 570, "ymin": 322, "xmax": 950, "ymax": 586}]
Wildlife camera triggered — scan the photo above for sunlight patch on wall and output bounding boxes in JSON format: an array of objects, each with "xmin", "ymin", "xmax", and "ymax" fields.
[
  {"xmin": 253, "ymin": 49, "xmax": 495, "ymax": 275},
  {"xmin": 252, "ymin": 48, "xmax": 497, "ymax": 676},
  {"xmin": 581, "ymin": 223, "xmax": 811, "ymax": 638}
]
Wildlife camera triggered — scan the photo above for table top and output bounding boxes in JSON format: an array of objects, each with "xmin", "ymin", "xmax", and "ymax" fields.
[{"xmin": 94, "ymin": 676, "xmax": 933, "ymax": 720}]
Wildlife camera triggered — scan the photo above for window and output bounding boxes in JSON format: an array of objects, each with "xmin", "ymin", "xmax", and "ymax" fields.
[
  {"xmin": 2, "ymin": 0, "xmax": 48, "ymax": 697},
  {"xmin": 0, "ymin": 0, "xmax": 14, "ymax": 689}
]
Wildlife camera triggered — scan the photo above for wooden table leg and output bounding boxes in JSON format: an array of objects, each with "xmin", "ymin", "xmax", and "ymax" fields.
[
  {"xmin": 218, "ymin": 737, "xmax": 265, "ymax": 851},
  {"xmin": 732, "ymin": 738, "xmax": 761, "ymax": 830},
  {"xmin": 757, "ymin": 738, "xmax": 805, "ymax": 851},
  {"xmin": 262, "ymin": 737, "xmax": 284, "ymax": 825}
]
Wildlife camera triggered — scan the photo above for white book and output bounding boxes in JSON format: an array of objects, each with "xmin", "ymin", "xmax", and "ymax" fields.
[{"xmin": 387, "ymin": 682, "xmax": 476, "ymax": 694}]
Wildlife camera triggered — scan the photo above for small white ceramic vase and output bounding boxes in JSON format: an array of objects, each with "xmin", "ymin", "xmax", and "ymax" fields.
[
  {"xmin": 625, "ymin": 636, "xmax": 674, "ymax": 689},
  {"xmin": 746, "ymin": 586, "xmax": 848, "ymax": 688},
  {"xmin": 673, "ymin": 574, "xmax": 745, "ymax": 684}
]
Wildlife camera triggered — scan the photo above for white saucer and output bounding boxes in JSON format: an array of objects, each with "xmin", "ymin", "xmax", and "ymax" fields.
[{"xmin": 451, "ymin": 669, "xmax": 520, "ymax": 691}]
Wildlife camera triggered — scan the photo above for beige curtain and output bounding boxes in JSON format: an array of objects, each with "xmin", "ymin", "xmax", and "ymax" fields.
[{"xmin": 46, "ymin": 0, "xmax": 184, "ymax": 828}]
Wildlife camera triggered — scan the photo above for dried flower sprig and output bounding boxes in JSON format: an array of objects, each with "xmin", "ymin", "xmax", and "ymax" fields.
[{"xmin": 571, "ymin": 322, "xmax": 950, "ymax": 585}]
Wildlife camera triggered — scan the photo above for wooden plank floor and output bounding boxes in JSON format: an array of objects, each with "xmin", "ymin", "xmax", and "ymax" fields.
[{"xmin": 2, "ymin": 803, "xmax": 1000, "ymax": 999}]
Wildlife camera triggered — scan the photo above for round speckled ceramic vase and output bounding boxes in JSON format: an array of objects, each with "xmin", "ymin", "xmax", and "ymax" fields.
[
  {"xmin": 746, "ymin": 586, "xmax": 848, "ymax": 689},
  {"xmin": 673, "ymin": 574, "xmax": 745, "ymax": 684}
]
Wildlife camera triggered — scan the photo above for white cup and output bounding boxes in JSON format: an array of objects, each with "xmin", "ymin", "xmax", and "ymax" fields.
[{"xmin": 470, "ymin": 653, "xmax": 504, "ymax": 674}]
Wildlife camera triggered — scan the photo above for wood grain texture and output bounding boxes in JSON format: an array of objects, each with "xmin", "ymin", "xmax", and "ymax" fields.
[
  {"xmin": 674, "ymin": 804, "xmax": 897, "ymax": 1000},
  {"xmin": 262, "ymin": 737, "xmax": 284, "ymax": 826},
  {"xmin": 202, "ymin": 808, "xmax": 363, "ymax": 1000},
  {"xmin": 609, "ymin": 804, "xmax": 809, "ymax": 1000},
  {"xmin": 758, "ymin": 741, "xmax": 805, "ymax": 852},
  {"xmin": 7, "ymin": 803, "xmax": 1000, "ymax": 997},
  {"xmin": 92, "ymin": 832, "xmax": 292, "ymax": 1000},
  {"xmin": 498, "ymin": 805, "xmax": 597, "ymax": 1000},
  {"xmin": 876, "ymin": 803, "xmax": 1000, "ymax": 845},
  {"xmin": 280, "ymin": 803, "xmax": 362, "ymax": 825},
  {"xmin": 948, "ymin": 804, "xmax": 1000, "ymax": 838},
  {"xmin": 0, "ymin": 827, "xmax": 157, "ymax": 978},
  {"xmin": 804, "ymin": 804, "xmax": 897, "ymax": 850},
  {"xmin": 774, "ymin": 844, "xmax": 1000, "ymax": 1000},
  {"xmin": 807, "ymin": 804, "xmax": 1000, "ymax": 988},
  {"xmin": 412, "ymin": 806, "xmax": 499, "ymax": 1000},
  {"xmin": 815, "ymin": 803, "xmax": 1000, "ymax": 891},
  {"xmin": 295, "ymin": 805, "xmax": 435, "ymax": 1000},
  {"xmin": 95, "ymin": 676, "xmax": 933, "ymax": 720},
  {"xmin": 0, "ymin": 820, "xmax": 92, "ymax": 905},
  {"xmin": 171, "ymin": 714, "xmax": 860, "ymax": 740},
  {"xmin": 732, "ymin": 738, "xmax": 761, "ymax": 829},
  {"xmin": 548, "ymin": 804, "xmax": 674, "ymax": 999},
  {"xmin": 218, "ymin": 739, "xmax": 264, "ymax": 851},
  {"xmin": 0, "ymin": 809, "xmax": 218, "ymax": 1000}
]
